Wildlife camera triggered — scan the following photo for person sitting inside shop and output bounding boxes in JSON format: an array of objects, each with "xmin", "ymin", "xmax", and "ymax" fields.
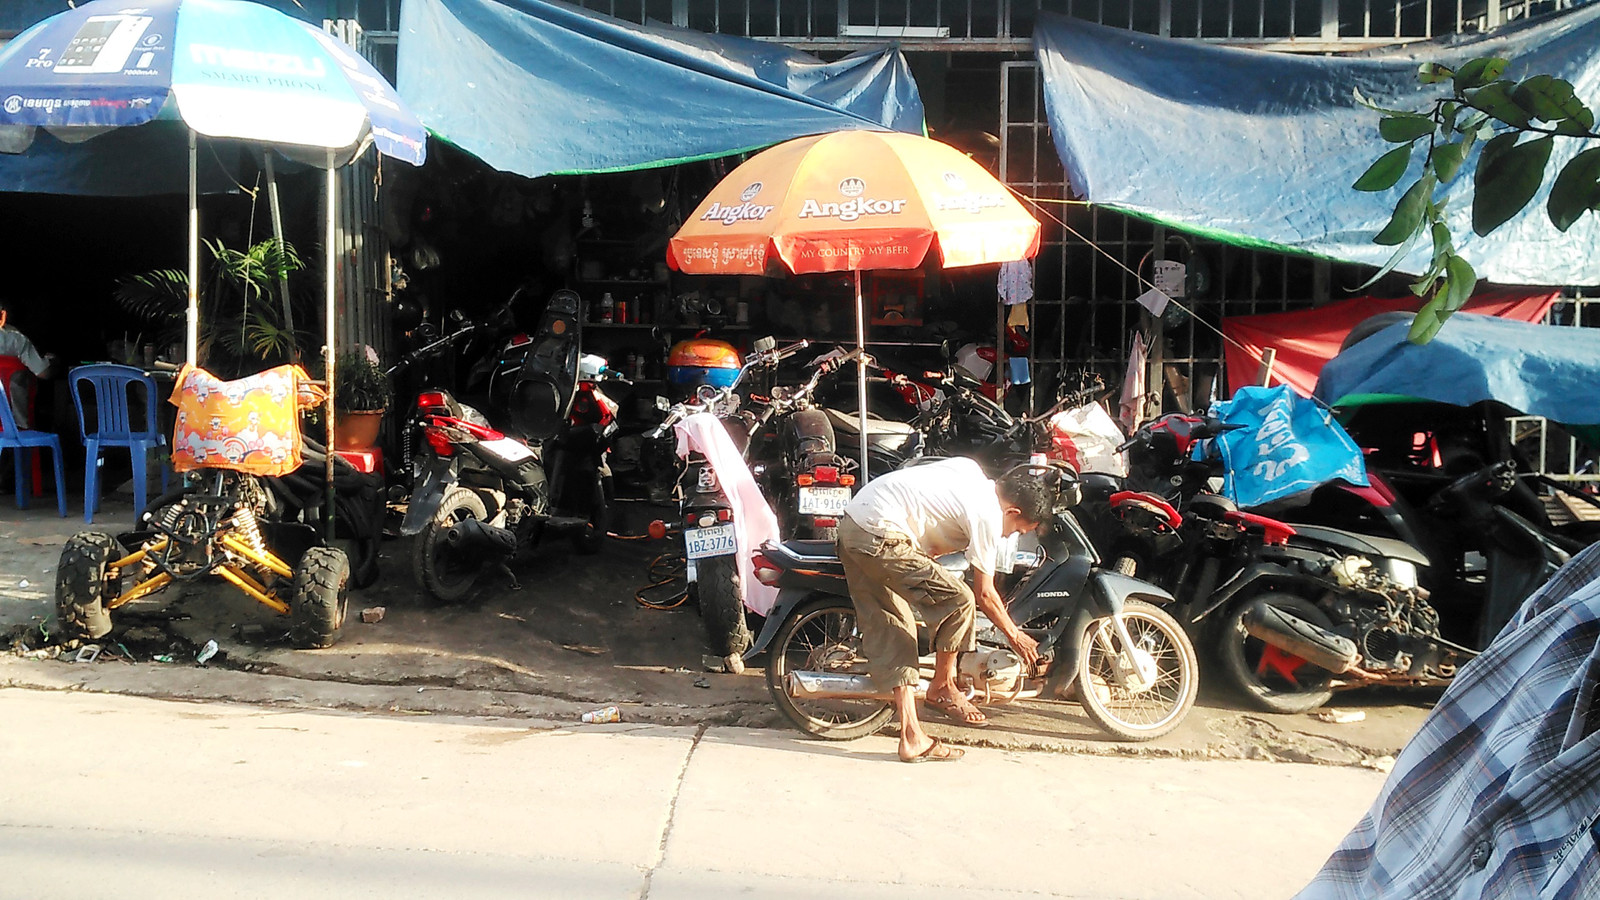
[
  {"xmin": 837, "ymin": 457, "xmax": 1046, "ymax": 762},
  {"xmin": 0, "ymin": 300, "xmax": 56, "ymax": 428}
]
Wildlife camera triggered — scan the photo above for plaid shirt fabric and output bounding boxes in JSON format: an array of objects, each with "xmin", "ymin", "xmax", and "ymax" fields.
[{"xmin": 1296, "ymin": 541, "xmax": 1600, "ymax": 900}]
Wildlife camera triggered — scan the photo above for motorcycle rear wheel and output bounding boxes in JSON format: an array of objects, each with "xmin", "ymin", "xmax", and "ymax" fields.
[
  {"xmin": 413, "ymin": 487, "xmax": 488, "ymax": 604},
  {"xmin": 696, "ymin": 555, "xmax": 751, "ymax": 657},
  {"xmin": 766, "ymin": 600, "xmax": 894, "ymax": 741},
  {"xmin": 1215, "ymin": 593, "xmax": 1336, "ymax": 714},
  {"xmin": 1075, "ymin": 600, "xmax": 1199, "ymax": 741}
]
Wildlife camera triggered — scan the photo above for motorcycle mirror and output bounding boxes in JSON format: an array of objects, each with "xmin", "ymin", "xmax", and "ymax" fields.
[
  {"xmin": 655, "ymin": 395, "xmax": 671, "ymax": 412},
  {"xmin": 753, "ymin": 336, "xmax": 777, "ymax": 354}
]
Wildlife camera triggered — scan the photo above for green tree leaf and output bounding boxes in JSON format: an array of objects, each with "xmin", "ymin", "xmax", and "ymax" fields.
[
  {"xmin": 1409, "ymin": 256, "xmax": 1475, "ymax": 344},
  {"xmin": 1432, "ymin": 141, "xmax": 1471, "ymax": 182},
  {"xmin": 1454, "ymin": 58, "xmax": 1508, "ymax": 91},
  {"xmin": 1442, "ymin": 253, "xmax": 1478, "ymax": 314},
  {"xmin": 1547, "ymin": 147, "xmax": 1600, "ymax": 231},
  {"xmin": 1353, "ymin": 145, "xmax": 1413, "ymax": 191},
  {"xmin": 1380, "ymin": 114, "xmax": 1437, "ymax": 143},
  {"xmin": 1511, "ymin": 75, "xmax": 1588, "ymax": 124},
  {"xmin": 1473, "ymin": 135, "xmax": 1553, "ymax": 235},
  {"xmin": 1419, "ymin": 63, "xmax": 1455, "ymax": 84},
  {"xmin": 1556, "ymin": 117, "xmax": 1598, "ymax": 137},
  {"xmin": 1375, "ymin": 173, "xmax": 1436, "ymax": 245},
  {"xmin": 1465, "ymin": 82, "xmax": 1532, "ymax": 128},
  {"xmin": 1353, "ymin": 86, "xmax": 1419, "ymax": 117}
]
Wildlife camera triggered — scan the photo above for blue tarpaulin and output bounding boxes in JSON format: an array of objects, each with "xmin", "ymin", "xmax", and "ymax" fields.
[
  {"xmin": 1032, "ymin": 6, "xmax": 1600, "ymax": 286},
  {"xmin": 1209, "ymin": 385, "xmax": 1368, "ymax": 509},
  {"xmin": 1315, "ymin": 313, "xmax": 1600, "ymax": 426},
  {"xmin": 398, "ymin": 0, "xmax": 924, "ymax": 179}
]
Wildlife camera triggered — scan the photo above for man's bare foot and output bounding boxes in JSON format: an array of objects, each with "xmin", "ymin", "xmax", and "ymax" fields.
[
  {"xmin": 899, "ymin": 736, "xmax": 964, "ymax": 763},
  {"xmin": 924, "ymin": 689, "xmax": 988, "ymax": 727}
]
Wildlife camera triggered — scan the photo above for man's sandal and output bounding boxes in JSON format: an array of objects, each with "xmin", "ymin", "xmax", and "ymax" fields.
[
  {"xmin": 902, "ymin": 737, "xmax": 964, "ymax": 763},
  {"xmin": 924, "ymin": 694, "xmax": 989, "ymax": 727}
]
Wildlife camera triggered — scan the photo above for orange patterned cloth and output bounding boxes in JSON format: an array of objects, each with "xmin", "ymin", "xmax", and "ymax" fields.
[{"xmin": 169, "ymin": 365, "xmax": 327, "ymax": 477}]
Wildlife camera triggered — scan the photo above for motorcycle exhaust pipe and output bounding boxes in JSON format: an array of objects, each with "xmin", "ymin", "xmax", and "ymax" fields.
[
  {"xmin": 786, "ymin": 670, "xmax": 932, "ymax": 701},
  {"xmin": 1240, "ymin": 600, "xmax": 1360, "ymax": 674},
  {"xmin": 443, "ymin": 518, "xmax": 517, "ymax": 558}
]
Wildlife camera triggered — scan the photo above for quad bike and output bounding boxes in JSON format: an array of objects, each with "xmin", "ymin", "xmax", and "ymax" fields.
[
  {"xmin": 54, "ymin": 366, "xmax": 352, "ymax": 650},
  {"xmin": 55, "ymin": 470, "xmax": 351, "ymax": 650}
]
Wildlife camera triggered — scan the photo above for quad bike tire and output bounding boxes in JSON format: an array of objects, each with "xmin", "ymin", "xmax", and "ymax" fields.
[
  {"xmin": 766, "ymin": 600, "xmax": 894, "ymax": 741},
  {"xmin": 1075, "ymin": 600, "xmax": 1199, "ymax": 741},
  {"xmin": 1215, "ymin": 593, "xmax": 1337, "ymax": 714},
  {"xmin": 696, "ymin": 555, "xmax": 751, "ymax": 658},
  {"xmin": 413, "ymin": 487, "xmax": 488, "ymax": 604},
  {"xmin": 55, "ymin": 532, "xmax": 119, "ymax": 641},
  {"xmin": 291, "ymin": 546, "xmax": 350, "ymax": 649}
]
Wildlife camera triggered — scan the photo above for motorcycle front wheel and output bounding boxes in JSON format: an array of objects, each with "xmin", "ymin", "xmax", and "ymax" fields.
[
  {"xmin": 412, "ymin": 487, "xmax": 487, "ymax": 604},
  {"xmin": 1214, "ymin": 593, "xmax": 1336, "ymax": 714},
  {"xmin": 766, "ymin": 600, "xmax": 894, "ymax": 741},
  {"xmin": 1075, "ymin": 600, "xmax": 1199, "ymax": 741}
]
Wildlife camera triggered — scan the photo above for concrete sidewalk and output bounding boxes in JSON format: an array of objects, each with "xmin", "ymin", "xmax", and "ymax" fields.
[{"xmin": 0, "ymin": 689, "xmax": 1380, "ymax": 899}]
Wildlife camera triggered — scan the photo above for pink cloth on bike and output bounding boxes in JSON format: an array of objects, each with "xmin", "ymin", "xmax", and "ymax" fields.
[{"xmin": 674, "ymin": 412, "xmax": 780, "ymax": 616}]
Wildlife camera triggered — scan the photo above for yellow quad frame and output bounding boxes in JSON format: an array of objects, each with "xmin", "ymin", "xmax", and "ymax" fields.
[{"xmin": 103, "ymin": 533, "xmax": 297, "ymax": 616}]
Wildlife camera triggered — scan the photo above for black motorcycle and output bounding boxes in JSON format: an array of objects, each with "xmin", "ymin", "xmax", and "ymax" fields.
[
  {"xmin": 749, "ymin": 463, "xmax": 1200, "ymax": 742},
  {"xmin": 400, "ymin": 290, "xmax": 604, "ymax": 602},
  {"xmin": 1079, "ymin": 412, "xmax": 1476, "ymax": 713},
  {"xmin": 647, "ymin": 337, "xmax": 811, "ymax": 663}
]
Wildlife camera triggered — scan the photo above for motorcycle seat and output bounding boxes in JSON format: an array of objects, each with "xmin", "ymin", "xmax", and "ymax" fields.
[
  {"xmin": 824, "ymin": 408, "xmax": 917, "ymax": 438},
  {"xmin": 1288, "ymin": 523, "xmax": 1431, "ymax": 568},
  {"xmin": 769, "ymin": 540, "xmax": 968, "ymax": 577}
]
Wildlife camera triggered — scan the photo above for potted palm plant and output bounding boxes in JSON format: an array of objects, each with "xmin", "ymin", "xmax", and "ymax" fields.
[{"xmin": 333, "ymin": 348, "xmax": 392, "ymax": 450}]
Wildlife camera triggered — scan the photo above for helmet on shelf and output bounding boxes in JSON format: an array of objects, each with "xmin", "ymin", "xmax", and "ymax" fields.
[{"xmin": 666, "ymin": 338, "xmax": 741, "ymax": 390}]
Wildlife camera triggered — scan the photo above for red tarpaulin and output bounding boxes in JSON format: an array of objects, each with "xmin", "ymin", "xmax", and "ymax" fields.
[{"xmin": 1223, "ymin": 289, "xmax": 1560, "ymax": 397}]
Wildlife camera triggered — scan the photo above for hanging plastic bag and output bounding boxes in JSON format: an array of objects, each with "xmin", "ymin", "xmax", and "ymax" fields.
[{"xmin": 1049, "ymin": 403, "xmax": 1128, "ymax": 477}]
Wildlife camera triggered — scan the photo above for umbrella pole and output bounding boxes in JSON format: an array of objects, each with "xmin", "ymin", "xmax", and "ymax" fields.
[
  {"xmin": 264, "ymin": 153, "xmax": 297, "ymax": 360},
  {"xmin": 855, "ymin": 270, "xmax": 869, "ymax": 484},
  {"xmin": 324, "ymin": 153, "xmax": 337, "ymax": 539},
  {"xmin": 186, "ymin": 129, "xmax": 199, "ymax": 367}
]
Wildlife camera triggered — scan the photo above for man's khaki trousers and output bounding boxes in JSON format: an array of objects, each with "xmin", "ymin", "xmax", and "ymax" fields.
[{"xmin": 836, "ymin": 516, "xmax": 976, "ymax": 690}]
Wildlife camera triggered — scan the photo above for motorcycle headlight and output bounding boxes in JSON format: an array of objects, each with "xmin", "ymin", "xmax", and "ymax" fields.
[{"xmin": 1377, "ymin": 559, "xmax": 1419, "ymax": 591}]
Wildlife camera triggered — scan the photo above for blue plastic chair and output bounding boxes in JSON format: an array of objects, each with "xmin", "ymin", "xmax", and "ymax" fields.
[
  {"xmin": 70, "ymin": 364, "xmax": 168, "ymax": 524},
  {"xmin": 0, "ymin": 375, "xmax": 66, "ymax": 517}
]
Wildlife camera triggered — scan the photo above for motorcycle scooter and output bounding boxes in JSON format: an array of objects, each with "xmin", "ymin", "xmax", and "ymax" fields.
[{"xmin": 749, "ymin": 462, "xmax": 1200, "ymax": 742}]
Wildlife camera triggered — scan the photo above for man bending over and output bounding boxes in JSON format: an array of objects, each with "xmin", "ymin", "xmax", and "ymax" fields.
[{"xmin": 837, "ymin": 457, "xmax": 1046, "ymax": 763}]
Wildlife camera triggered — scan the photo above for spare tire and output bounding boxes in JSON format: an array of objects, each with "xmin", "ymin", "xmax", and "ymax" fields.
[{"xmin": 1338, "ymin": 312, "xmax": 1414, "ymax": 353}]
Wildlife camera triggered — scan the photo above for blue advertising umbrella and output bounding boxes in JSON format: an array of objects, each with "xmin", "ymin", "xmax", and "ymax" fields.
[{"xmin": 0, "ymin": 0, "xmax": 428, "ymax": 527}]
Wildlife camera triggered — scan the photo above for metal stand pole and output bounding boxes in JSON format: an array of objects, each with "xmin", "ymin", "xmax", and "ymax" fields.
[
  {"xmin": 325, "ymin": 152, "xmax": 338, "ymax": 539},
  {"xmin": 855, "ymin": 270, "xmax": 869, "ymax": 484},
  {"xmin": 264, "ymin": 152, "xmax": 296, "ymax": 359},
  {"xmin": 186, "ymin": 129, "xmax": 199, "ymax": 366}
]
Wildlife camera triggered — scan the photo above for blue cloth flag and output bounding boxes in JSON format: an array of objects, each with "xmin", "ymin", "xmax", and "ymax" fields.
[{"xmin": 1209, "ymin": 385, "xmax": 1368, "ymax": 509}]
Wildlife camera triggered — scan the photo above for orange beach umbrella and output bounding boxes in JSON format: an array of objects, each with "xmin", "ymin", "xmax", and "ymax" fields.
[{"xmin": 667, "ymin": 130, "xmax": 1041, "ymax": 480}]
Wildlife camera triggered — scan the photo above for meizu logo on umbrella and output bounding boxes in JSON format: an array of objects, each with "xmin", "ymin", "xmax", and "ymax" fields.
[{"xmin": 189, "ymin": 44, "xmax": 327, "ymax": 78}]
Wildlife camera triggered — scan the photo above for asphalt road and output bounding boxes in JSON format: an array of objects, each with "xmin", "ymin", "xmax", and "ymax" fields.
[{"xmin": 0, "ymin": 689, "xmax": 1385, "ymax": 900}]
